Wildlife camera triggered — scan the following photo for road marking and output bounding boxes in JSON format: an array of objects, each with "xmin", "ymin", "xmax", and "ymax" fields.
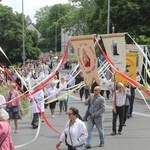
[
  {"xmin": 70, "ymin": 95, "xmax": 150, "ymax": 118},
  {"xmin": 106, "ymin": 105, "xmax": 150, "ymax": 117}
]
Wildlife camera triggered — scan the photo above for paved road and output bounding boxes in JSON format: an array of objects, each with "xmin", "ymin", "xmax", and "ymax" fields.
[{"xmin": 11, "ymin": 91, "xmax": 150, "ymax": 150}]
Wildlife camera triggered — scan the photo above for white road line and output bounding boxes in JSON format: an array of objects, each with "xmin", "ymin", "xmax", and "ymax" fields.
[{"xmin": 70, "ymin": 95, "xmax": 150, "ymax": 118}]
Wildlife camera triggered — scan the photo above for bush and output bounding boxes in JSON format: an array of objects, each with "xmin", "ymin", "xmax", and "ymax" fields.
[{"xmin": 20, "ymin": 98, "xmax": 30, "ymax": 116}]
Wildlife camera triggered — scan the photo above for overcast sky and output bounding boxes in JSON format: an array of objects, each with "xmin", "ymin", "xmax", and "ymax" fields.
[{"xmin": 1, "ymin": 0, "xmax": 69, "ymax": 22}]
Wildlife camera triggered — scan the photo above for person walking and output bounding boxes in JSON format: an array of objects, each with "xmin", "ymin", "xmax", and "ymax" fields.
[
  {"xmin": 47, "ymin": 82, "xmax": 58, "ymax": 118},
  {"xmin": 84, "ymin": 86, "xmax": 106, "ymax": 149},
  {"xmin": 100, "ymin": 76, "xmax": 110, "ymax": 99},
  {"xmin": 57, "ymin": 76, "xmax": 67, "ymax": 114},
  {"xmin": 30, "ymin": 82, "xmax": 45, "ymax": 129},
  {"xmin": 5, "ymin": 83, "xmax": 21, "ymax": 133},
  {"xmin": 56, "ymin": 107, "xmax": 87, "ymax": 150},
  {"xmin": 75, "ymin": 72, "xmax": 84, "ymax": 101},
  {"xmin": 0, "ymin": 108, "xmax": 14, "ymax": 150},
  {"xmin": 129, "ymin": 85, "xmax": 136, "ymax": 118},
  {"xmin": 123, "ymin": 87, "xmax": 130, "ymax": 126},
  {"xmin": 111, "ymin": 82, "xmax": 126, "ymax": 136}
]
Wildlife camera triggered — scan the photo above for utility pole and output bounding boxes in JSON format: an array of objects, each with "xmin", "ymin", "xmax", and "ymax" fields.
[
  {"xmin": 22, "ymin": 0, "xmax": 26, "ymax": 67},
  {"xmin": 107, "ymin": 0, "xmax": 110, "ymax": 34},
  {"xmin": 55, "ymin": 23, "xmax": 57, "ymax": 54}
]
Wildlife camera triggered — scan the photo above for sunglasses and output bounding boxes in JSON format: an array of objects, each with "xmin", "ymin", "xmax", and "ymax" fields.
[{"xmin": 94, "ymin": 89, "xmax": 98, "ymax": 91}]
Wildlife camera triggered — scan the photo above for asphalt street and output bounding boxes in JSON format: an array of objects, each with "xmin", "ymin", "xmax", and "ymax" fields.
[{"xmin": 11, "ymin": 91, "xmax": 150, "ymax": 150}]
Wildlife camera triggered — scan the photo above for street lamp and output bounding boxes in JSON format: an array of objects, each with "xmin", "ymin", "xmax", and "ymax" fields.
[
  {"xmin": 107, "ymin": 0, "xmax": 110, "ymax": 34},
  {"xmin": 22, "ymin": 0, "xmax": 26, "ymax": 67}
]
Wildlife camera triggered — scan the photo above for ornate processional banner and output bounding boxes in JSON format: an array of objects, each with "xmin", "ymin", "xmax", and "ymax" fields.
[
  {"xmin": 125, "ymin": 44, "xmax": 145, "ymax": 74},
  {"xmin": 116, "ymin": 53, "xmax": 137, "ymax": 86},
  {"xmin": 101, "ymin": 33, "xmax": 127, "ymax": 73},
  {"xmin": 70, "ymin": 35, "xmax": 100, "ymax": 87}
]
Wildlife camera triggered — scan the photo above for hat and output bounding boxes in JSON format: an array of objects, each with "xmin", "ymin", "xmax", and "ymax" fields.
[{"xmin": 0, "ymin": 108, "xmax": 9, "ymax": 121}]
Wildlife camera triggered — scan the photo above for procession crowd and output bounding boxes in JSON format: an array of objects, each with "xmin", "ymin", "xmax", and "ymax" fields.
[{"xmin": 0, "ymin": 58, "xmax": 140, "ymax": 150}]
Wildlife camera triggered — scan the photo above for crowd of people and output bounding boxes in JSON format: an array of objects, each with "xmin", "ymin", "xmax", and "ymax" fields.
[{"xmin": 0, "ymin": 57, "xmax": 141, "ymax": 149}]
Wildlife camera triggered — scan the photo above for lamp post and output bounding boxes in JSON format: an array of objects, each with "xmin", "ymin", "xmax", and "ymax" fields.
[
  {"xmin": 107, "ymin": 0, "xmax": 110, "ymax": 34},
  {"xmin": 55, "ymin": 22, "xmax": 57, "ymax": 54},
  {"xmin": 22, "ymin": 0, "xmax": 26, "ymax": 67}
]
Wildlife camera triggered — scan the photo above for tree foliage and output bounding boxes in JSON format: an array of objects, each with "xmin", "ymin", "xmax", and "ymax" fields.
[
  {"xmin": 88, "ymin": 0, "xmax": 150, "ymax": 45},
  {"xmin": 35, "ymin": 4, "xmax": 75, "ymax": 52},
  {"xmin": 0, "ymin": 0, "xmax": 149, "ymax": 66},
  {"xmin": 0, "ymin": 4, "xmax": 41, "ymax": 66}
]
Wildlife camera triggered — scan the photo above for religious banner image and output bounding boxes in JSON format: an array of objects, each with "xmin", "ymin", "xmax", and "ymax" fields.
[
  {"xmin": 70, "ymin": 35, "xmax": 100, "ymax": 87},
  {"xmin": 115, "ymin": 53, "xmax": 137, "ymax": 86},
  {"xmin": 125, "ymin": 44, "xmax": 145, "ymax": 74},
  {"xmin": 101, "ymin": 33, "xmax": 126, "ymax": 72},
  {"xmin": 126, "ymin": 53, "xmax": 137, "ymax": 78}
]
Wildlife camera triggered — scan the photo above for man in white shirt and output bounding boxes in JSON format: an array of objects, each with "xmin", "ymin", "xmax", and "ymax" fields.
[{"xmin": 111, "ymin": 82, "xmax": 126, "ymax": 136}]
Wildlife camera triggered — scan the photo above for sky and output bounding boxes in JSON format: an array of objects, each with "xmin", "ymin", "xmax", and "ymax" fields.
[{"xmin": 1, "ymin": 0, "xmax": 69, "ymax": 22}]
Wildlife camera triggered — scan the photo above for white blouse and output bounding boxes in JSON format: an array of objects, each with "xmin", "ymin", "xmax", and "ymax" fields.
[
  {"xmin": 60, "ymin": 118, "xmax": 87, "ymax": 147},
  {"xmin": 47, "ymin": 87, "xmax": 57, "ymax": 100},
  {"xmin": 30, "ymin": 89, "xmax": 44, "ymax": 113}
]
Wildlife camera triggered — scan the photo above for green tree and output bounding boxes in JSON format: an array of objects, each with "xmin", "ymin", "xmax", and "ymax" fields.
[
  {"xmin": 87, "ymin": 0, "xmax": 150, "ymax": 46},
  {"xmin": 35, "ymin": 4, "xmax": 75, "ymax": 52},
  {"xmin": 0, "ymin": 4, "xmax": 41, "ymax": 66}
]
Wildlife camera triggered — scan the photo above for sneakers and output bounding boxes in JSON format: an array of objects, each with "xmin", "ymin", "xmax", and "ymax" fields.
[
  {"xmin": 85, "ymin": 145, "xmax": 91, "ymax": 149},
  {"xmin": 118, "ymin": 132, "xmax": 122, "ymax": 135},
  {"xmin": 111, "ymin": 132, "xmax": 116, "ymax": 136},
  {"xmin": 99, "ymin": 142, "xmax": 104, "ymax": 147}
]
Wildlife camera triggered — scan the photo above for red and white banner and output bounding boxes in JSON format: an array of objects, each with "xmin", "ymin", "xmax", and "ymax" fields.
[
  {"xmin": 101, "ymin": 33, "xmax": 126, "ymax": 72},
  {"xmin": 70, "ymin": 35, "xmax": 100, "ymax": 87}
]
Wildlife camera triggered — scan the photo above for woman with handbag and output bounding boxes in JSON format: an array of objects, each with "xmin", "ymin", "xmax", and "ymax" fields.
[
  {"xmin": 56, "ymin": 107, "xmax": 87, "ymax": 150},
  {"xmin": 5, "ymin": 83, "xmax": 21, "ymax": 133},
  {"xmin": 0, "ymin": 108, "xmax": 14, "ymax": 150}
]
